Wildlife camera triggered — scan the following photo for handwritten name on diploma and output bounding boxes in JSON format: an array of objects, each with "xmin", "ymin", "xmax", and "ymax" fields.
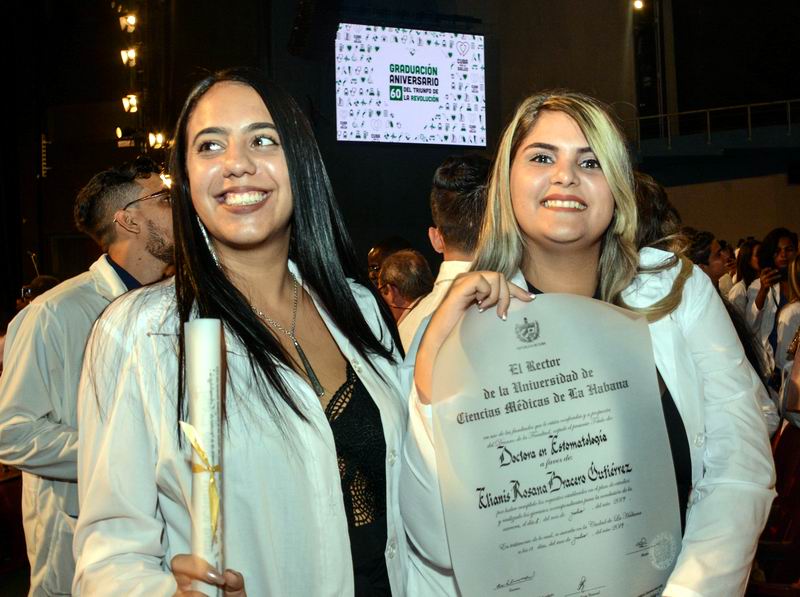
[{"xmin": 476, "ymin": 459, "xmax": 634, "ymax": 509}]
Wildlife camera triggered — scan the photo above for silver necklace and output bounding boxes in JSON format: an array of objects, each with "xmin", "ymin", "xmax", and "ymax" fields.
[{"xmin": 253, "ymin": 273, "xmax": 325, "ymax": 398}]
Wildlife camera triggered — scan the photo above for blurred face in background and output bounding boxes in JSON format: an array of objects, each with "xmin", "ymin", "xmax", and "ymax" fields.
[
  {"xmin": 774, "ymin": 236, "xmax": 797, "ymax": 271},
  {"xmin": 701, "ymin": 239, "xmax": 728, "ymax": 285},
  {"xmin": 750, "ymin": 243, "xmax": 761, "ymax": 272}
]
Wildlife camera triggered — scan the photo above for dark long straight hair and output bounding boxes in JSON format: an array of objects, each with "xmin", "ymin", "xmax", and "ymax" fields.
[
  {"xmin": 170, "ymin": 68, "xmax": 400, "ymax": 428},
  {"xmin": 736, "ymin": 239, "xmax": 760, "ymax": 288}
]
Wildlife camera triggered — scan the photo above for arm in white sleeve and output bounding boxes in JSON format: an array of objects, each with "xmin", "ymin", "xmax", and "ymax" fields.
[
  {"xmin": 775, "ymin": 305, "xmax": 800, "ymax": 371},
  {"xmin": 744, "ymin": 281, "xmax": 764, "ymax": 332},
  {"xmin": 726, "ymin": 282, "xmax": 747, "ymax": 317},
  {"xmin": 664, "ymin": 271, "xmax": 775, "ymax": 597},
  {"xmin": 72, "ymin": 307, "xmax": 177, "ymax": 596},
  {"xmin": 0, "ymin": 305, "xmax": 78, "ymax": 480}
]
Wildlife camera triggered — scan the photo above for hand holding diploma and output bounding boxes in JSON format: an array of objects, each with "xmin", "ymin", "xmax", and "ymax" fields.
[
  {"xmin": 415, "ymin": 271, "xmax": 533, "ymax": 404},
  {"xmin": 177, "ymin": 319, "xmax": 234, "ymax": 596}
]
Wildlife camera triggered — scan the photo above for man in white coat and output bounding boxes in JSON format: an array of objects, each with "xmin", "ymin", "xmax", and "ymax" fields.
[
  {"xmin": 398, "ymin": 155, "xmax": 490, "ymax": 351},
  {"xmin": 0, "ymin": 157, "xmax": 174, "ymax": 596}
]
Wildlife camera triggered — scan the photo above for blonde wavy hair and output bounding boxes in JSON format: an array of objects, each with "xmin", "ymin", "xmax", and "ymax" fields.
[{"xmin": 473, "ymin": 90, "xmax": 690, "ymax": 321}]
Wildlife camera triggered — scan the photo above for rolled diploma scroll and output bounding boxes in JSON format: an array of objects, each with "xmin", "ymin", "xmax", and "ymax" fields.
[{"xmin": 181, "ymin": 318, "xmax": 223, "ymax": 596}]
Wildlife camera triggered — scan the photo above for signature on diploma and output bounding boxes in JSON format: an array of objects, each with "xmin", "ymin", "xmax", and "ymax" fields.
[
  {"xmin": 563, "ymin": 575, "xmax": 606, "ymax": 597},
  {"xmin": 495, "ymin": 570, "xmax": 535, "ymax": 591}
]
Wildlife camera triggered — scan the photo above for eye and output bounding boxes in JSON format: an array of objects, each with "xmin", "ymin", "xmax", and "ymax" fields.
[
  {"xmin": 530, "ymin": 153, "xmax": 553, "ymax": 164},
  {"xmin": 580, "ymin": 157, "xmax": 602, "ymax": 170},
  {"xmin": 197, "ymin": 140, "xmax": 223, "ymax": 153},
  {"xmin": 253, "ymin": 134, "xmax": 278, "ymax": 148}
]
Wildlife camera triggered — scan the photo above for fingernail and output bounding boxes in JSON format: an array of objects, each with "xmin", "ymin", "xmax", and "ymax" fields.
[
  {"xmin": 501, "ymin": 313, "xmax": 507, "ymax": 321},
  {"xmin": 478, "ymin": 307, "xmax": 485, "ymax": 313},
  {"xmin": 529, "ymin": 293, "xmax": 537, "ymax": 299},
  {"xmin": 206, "ymin": 569, "xmax": 224, "ymax": 584},
  {"xmin": 477, "ymin": 299, "xmax": 483, "ymax": 306}
]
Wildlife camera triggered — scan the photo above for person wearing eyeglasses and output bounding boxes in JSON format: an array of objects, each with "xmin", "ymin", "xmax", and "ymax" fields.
[{"xmin": 0, "ymin": 156, "xmax": 174, "ymax": 596}]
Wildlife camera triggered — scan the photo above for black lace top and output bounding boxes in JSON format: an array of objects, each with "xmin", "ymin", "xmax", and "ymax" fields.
[{"xmin": 325, "ymin": 363, "xmax": 391, "ymax": 596}]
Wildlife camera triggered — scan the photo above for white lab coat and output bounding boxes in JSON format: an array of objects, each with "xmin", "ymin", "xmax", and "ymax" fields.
[
  {"xmin": 73, "ymin": 266, "xmax": 409, "ymax": 596},
  {"xmin": 401, "ymin": 248, "xmax": 775, "ymax": 597},
  {"xmin": 727, "ymin": 279, "xmax": 748, "ymax": 317},
  {"xmin": 775, "ymin": 302, "xmax": 800, "ymax": 371},
  {"xmin": 0, "ymin": 255, "xmax": 127, "ymax": 596},
  {"xmin": 745, "ymin": 278, "xmax": 781, "ymax": 372},
  {"xmin": 398, "ymin": 260, "xmax": 472, "ymax": 352}
]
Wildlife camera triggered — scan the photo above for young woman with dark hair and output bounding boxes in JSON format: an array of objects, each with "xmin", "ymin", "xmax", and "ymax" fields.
[
  {"xmin": 73, "ymin": 68, "xmax": 408, "ymax": 596},
  {"xmin": 747, "ymin": 227, "xmax": 798, "ymax": 374},
  {"xmin": 728, "ymin": 239, "xmax": 761, "ymax": 315}
]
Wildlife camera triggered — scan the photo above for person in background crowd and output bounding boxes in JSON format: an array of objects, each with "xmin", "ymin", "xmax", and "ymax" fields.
[
  {"xmin": 780, "ymin": 327, "xmax": 800, "ymax": 427},
  {"xmin": 378, "ymin": 248, "xmax": 434, "ymax": 324},
  {"xmin": 403, "ymin": 90, "xmax": 775, "ymax": 596},
  {"xmin": 718, "ymin": 240, "xmax": 737, "ymax": 296},
  {"xmin": 398, "ymin": 154, "xmax": 490, "ymax": 350},
  {"xmin": 73, "ymin": 68, "xmax": 408, "ymax": 596},
  {"xmin": 686, "ymin": 229, "xmax": 729, "ymax": 287},
  {"xmin": 747, "ymin": 227, "xmax": 798, "ymax": 375},
  {"xmin": 728, "ymin": 239, "xmax": 761, "ymax": 316},
  {"xmin": 15, "ymin": 275, "xmax": 60, "ymax": 312},
  {"xmin": 776, "ymin": 254, "xmax": 800, "ymax": 372},
  {"xmin": 633, "ymin": 172, "xmax": 683, "ymax": 253},
  {"xmin": 367, "ymin": 235, "xmax": 413, "ymax": 287},
  {"xmin": 0, "ymin": 156, "xmax": 173, "ymax": 596},
  {"xmin": 635, "ymin": 174, "xmax": 778, "ymax": 435}
]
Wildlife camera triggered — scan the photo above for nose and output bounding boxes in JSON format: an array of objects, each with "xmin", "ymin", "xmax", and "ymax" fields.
[
  {"xmin": 223, "ymin": 141, "xmax": 257, "ymax": 178},
  {"xmin": 551, "ymin": 157, "xmax": 578, "ymax": 186}
]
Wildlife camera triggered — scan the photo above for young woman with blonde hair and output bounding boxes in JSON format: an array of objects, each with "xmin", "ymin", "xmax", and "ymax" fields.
[{"xmin": 402, "ymin": 90, "xmax": 775, "ymax": 596}]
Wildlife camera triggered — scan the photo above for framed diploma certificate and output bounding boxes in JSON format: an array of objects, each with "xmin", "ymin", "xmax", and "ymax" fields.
[{"xmin": 431, "ymin": 294, "xmax": 681, "ymax": 597}]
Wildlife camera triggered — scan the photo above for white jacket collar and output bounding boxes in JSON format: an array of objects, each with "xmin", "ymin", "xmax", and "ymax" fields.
[{"xmin": 89, "ymin": 255, "xmax": 130, "ymax": 302}]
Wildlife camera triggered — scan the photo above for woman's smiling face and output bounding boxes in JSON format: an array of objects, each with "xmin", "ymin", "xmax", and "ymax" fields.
[
  {"xmin": 186, "ymin": 81, "xmax": 293, "ymax": 253},
  {"xmin": 510, "ymin": 110, "xmax": 614, "ymax": 254}
]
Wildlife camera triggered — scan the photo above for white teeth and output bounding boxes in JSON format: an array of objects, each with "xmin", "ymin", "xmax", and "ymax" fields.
[
  {"xmin": 224, "ymin": 191, "xmax": 267, "ymax": 206},
  {"xmin": 543, "ymin": 199, "xmax": 586, "ymax": 210}
]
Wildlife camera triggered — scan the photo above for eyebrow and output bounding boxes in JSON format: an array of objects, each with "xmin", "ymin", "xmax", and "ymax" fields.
[
  {"xmin": 192, "ymin": 122, "xmax": 277, "ymax": 145},
  {"xmin": 521, "ymin": 142, "xmax": 593, "ymax": 154}
]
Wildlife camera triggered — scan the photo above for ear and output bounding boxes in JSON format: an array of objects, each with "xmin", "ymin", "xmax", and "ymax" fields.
[
  {"xmin": 428, "ymin": 227, "xmax": 445, "ymax": 255},
  {"xmin": 113, "ymin": 209, "xmax": 140, "ymax": 235},
  {"xmin": 384, "ymin": 283, "xmax": 400, "ymax": 303}
]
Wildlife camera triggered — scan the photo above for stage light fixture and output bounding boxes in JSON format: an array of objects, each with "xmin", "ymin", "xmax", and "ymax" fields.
[
  {"xmin": 120, "ymin": 48, "xmax": 137, "ymax": 66},
  {"xmin": 115, "ymin": 126, "xmax": 136, "ymax": 140},
  {"xmin": 122, "ymin": 94, "xmax": 138, "ymax": 113},
  {"xmin": 119, "ymin": 14, "xmax": 137, "ymax": 32},
  {"xmin": 633, "ymin": 0, "xmax": 644, "ymax": 9},
  {"xmin": 148, "ymin": 132, "xmax": 165, "ymax": 149}
]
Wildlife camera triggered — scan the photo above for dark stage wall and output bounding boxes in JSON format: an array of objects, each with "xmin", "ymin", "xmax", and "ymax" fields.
[{"xmin": 3, "ymin": 0, "xmax": 798, "ymax": 316}]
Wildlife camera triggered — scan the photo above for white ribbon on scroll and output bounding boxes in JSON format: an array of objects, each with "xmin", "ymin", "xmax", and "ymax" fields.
[
  {"xmin": 432, "ymin": 295, "xmax": 681, "ymax": 597},
  {"xmin": 181, "ymin": 318, "xmax": 224, "ymax": 597}
]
